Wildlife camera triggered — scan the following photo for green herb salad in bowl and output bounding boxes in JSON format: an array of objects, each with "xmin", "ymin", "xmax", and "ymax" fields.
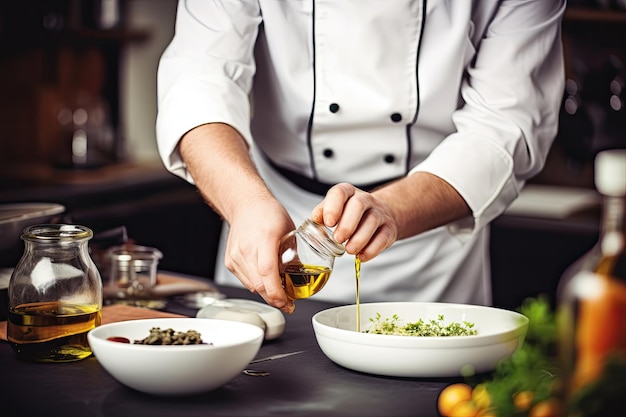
[{"xmin": 312, "ymin": 302, "xmax": 528, "ymax": 378}]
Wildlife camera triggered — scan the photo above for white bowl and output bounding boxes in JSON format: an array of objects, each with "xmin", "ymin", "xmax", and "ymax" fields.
[
  {"xmin": 88, "ymin": 318, "xmax": 264, "ymax": 395},
  {"xmin": 312, "ymin": 302, "xmax": 529, "ymax": 377}
]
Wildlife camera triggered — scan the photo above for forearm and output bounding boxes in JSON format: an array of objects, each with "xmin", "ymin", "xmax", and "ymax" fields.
[
  {"xmin": 179, "ymin": 123, "xmax": 274, "ymax": 223},
  {"xmin": 179, "ymin": 123, "xmax": 295, "ymax": 312},
  {"xmin": 373, "ymin": 172, "xmax": 471, "ymax": 240}
]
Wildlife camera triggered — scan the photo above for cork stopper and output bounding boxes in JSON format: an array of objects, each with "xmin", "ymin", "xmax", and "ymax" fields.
[{"xmin": 595, "ymin": 149, "xmax": 626, "ymax": 197}]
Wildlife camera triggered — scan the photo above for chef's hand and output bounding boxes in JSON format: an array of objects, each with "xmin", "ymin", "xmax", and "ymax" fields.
[
  {"xmin": 311, "ymin": 174, "xmax": 472, "ymax": 262},
  {"xmin": 224, "ymin": 198, "xmax": 296, "ymax": 314},
  {"xmin": 179, "ymin": 123, "xmax": 298, "ymax": 314},
  {"xmin": 311, "ymin": 183, "xmax": 399, "ymax": 262}
]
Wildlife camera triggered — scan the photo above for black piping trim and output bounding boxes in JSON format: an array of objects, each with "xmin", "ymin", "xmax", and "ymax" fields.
[
  {"xmin": 267, "ymin": 156, "xmax": 400, "ymax": 196},
  {"xmin": 306, "ymin": 1, "xmax": 428, "ymax": 180},
  {"xmin": 305, "ymin": 0, "xmax": 318, "ymax": 181},
  {"xmin": 406, "ymin": 0, "xmax": 428, "ymax": 174}
]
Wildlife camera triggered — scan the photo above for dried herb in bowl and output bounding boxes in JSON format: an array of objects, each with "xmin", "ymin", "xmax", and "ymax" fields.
[
  {"xmin": 134, "ymin": 327, "xmax": 207, "ymax": 345},
  {"xmin": 106, "ymin": 327, "xmax": 210, "ymax": 345}
]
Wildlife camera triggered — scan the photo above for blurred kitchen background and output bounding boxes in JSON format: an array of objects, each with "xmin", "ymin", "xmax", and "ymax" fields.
[{"xmin": 0, "ymin": 1, "xmax": 625, "ymax": 310}]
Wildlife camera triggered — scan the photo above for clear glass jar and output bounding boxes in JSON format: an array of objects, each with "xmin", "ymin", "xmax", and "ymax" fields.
[
  {"xmin": 7, "ymin": 224, "xmax": 103, "ymax": 362},
  {"xmin": 278, "ymin": 218, "xmax": 345, "ymax": 300},
  {"xmin": 556, "ymin": 149, "xmax": 626, "ymax": 416},
  {"xmin": 103, "ymin": 244, "xmax": 163, "ymax": 308}
]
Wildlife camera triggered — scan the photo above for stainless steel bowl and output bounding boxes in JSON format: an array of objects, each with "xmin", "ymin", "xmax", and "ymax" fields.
[
  {"xmin": 0, "ymin": 268, "xmax": 10, "ymax": 321},
  {"xmin": 0, "ymin": 203, "xmax": 66, "ymax": 251},
  {"xmin": 0, "ymin": 203, "xmax": 65, "ymax": 320}
]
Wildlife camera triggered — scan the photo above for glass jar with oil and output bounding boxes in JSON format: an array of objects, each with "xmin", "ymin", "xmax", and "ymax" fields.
[
  {"xmin": 279, "ymin": 218, "xmax": 345, "ymax": 300},
  {"xmin": 7, "ymin": 224, "xmax": 103, "ymax": 362}
]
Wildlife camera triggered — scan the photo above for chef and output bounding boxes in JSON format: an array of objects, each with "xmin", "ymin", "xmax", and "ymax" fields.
[{"xmin": 156, "ymin": 0, "xmax": 566, "ymax": 313}]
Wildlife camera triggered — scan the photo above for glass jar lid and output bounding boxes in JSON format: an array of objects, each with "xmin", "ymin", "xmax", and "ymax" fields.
[
  {"xmin": 108, "ymin": 244, "xmax": 163, "ymax": 269},
  {"xmin": 21, "ymin": 224, "xmax": 93, "ymax": 242},
  {"xmin": 299, "ymin": 219, "xmax": 346, "ymax": 258}
]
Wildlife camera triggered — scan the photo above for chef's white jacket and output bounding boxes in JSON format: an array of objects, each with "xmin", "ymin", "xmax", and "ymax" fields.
[{"xmin": 156, "ymin": 0, "xmax": 566, "ymax": 305}]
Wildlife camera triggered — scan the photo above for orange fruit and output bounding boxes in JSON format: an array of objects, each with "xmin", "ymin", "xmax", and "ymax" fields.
[
  {"xmin": 471, "ymin": 383, "xmax": 492, "ymax": 411},
  {"xmin": 448, "ymin": 400, "xmax": 481, "ymax": 417},
  {"xmin": 528, "ymin": 398, "xmax": 563, "ymax": 417},
  {"xmin": 438, "ymin": 383, "xmax": 473, "ymax": 416},
  {"xmin": 513, "ymin": 390, "xmax": 534, "ymax": 412}
]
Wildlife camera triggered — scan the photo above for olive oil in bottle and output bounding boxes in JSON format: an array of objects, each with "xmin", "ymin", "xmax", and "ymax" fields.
[
  {"xmin": 557, "ymin": 149, "xmax": 626, "ymax": 417},
  {"xmin": 279, "ymin": 219, "xmax": 345, "ymax": 302}
]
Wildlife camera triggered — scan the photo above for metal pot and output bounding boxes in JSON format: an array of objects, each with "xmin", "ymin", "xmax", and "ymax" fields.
[
  {"xmin": 0, "ymin": 203, "xmax": 66, "ymax": 251},
  {"xmin": 0, "ymin": 203, "xmax": 65, "ymax": 320},
  {"xmin": 0, "ymin": 268, "xmax": 10, "ymax": 321}
]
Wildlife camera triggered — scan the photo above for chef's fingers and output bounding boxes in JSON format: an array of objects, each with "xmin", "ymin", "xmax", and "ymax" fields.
[
  {"xmin": 337, "ymin": 198, "xmax": 397, "ymax": 258},
  {"xmin": 311, "ymin": 183, "xmax": 356, "ymax": 228},
  {"xmin": 351, "ymin": 221, "xmax": 397, "ymax": 262},
  {"xmin": 341, "ymin": 209, "xmax": 381, "ymax": 254},
  {"xmin": 312, "ymin": 182, "xmax": 397, "ymax": 260},
  {"xmin": 255, "ymin": 242, "xmax": 295, "ymax": 314},
  {"xmin": 223, "ymin": 205, "xmax": 296, "ymax": 314},
  {"xmin": 223, "ymin": 232, "xmax": 258, "ymax": 296},
  {"xmin": 224, "ymin": 239, "xmax": 294, "ymax": 314},
  {"xmin": 332, "ymin": 190, "xmax": 372, "ymax": 244}
]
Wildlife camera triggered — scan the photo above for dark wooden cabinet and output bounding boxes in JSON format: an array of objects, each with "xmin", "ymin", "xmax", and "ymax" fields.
[
  {"xmin": 490, "ymin": 213, "xmax": 599, "ymax": 310},
  {"xmin": 0, "ymin": 1, "xmax": 148, "ymax": 167}
]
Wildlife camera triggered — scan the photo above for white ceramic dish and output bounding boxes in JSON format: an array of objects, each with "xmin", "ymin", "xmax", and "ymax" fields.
[
  {"xmin": 88, "ymin": 317, "xmax": 264, "ymax": 395},
  {"xmin": 312, "ymin": 302, "xmax": 529, "ymax": 378},
  {"xmin": 196, "ymin": 298, "xmax": 286, "ymax": 340}
]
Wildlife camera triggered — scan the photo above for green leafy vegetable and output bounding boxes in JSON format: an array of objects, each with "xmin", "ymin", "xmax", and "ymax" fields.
[{"xmin": 477, "ymin": 295, "xmax": 561, "ymax": 417}]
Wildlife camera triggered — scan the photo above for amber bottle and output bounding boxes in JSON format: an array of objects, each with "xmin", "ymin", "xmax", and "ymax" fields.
[{"xmin": 556, "ymin": 149, "xmax": 626, "ymax": 417}]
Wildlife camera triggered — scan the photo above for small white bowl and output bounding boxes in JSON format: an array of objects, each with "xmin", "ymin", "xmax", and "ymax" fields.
[
  {"xmin": 312, "ymin": 302, "xmax": 529, "ymax": 378},
  {"xmin": 88, "ymin": 318, "xmax": 264, "ymax": 395}
]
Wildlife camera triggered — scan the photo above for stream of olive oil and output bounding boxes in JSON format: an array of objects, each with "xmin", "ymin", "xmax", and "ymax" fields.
[{"xmin": 355, "ymin": 256, "xmax": 361, "ymax": 333}]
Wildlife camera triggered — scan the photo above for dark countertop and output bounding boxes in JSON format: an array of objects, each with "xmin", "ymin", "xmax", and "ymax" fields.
[{"xmin": 0, "ymin": 281, "xmax": 462, "ymax": 417}]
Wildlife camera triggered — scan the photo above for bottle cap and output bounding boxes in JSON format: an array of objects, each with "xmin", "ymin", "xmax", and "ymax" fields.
[{"xmin": 595, "ymin": 149, "xmax": 626, "ymax": 197}]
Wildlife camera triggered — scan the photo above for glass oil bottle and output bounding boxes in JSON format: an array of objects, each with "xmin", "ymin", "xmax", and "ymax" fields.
[
  {"xmin": 7, "ymin": 224, "xmax": 103, "ymax": 362},
  {"xmin": 556, "ymin": 149, "xmax": 626, "ymax": 416},
  {"xmin": 278, "ymin": 218, "xmax": 345, "ymax": 300}
]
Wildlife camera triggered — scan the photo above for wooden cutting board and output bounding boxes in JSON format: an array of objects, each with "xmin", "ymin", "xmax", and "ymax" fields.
[{"xmin": 0, "ymin": 304, "xmax": 186, "ymax": 341}]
